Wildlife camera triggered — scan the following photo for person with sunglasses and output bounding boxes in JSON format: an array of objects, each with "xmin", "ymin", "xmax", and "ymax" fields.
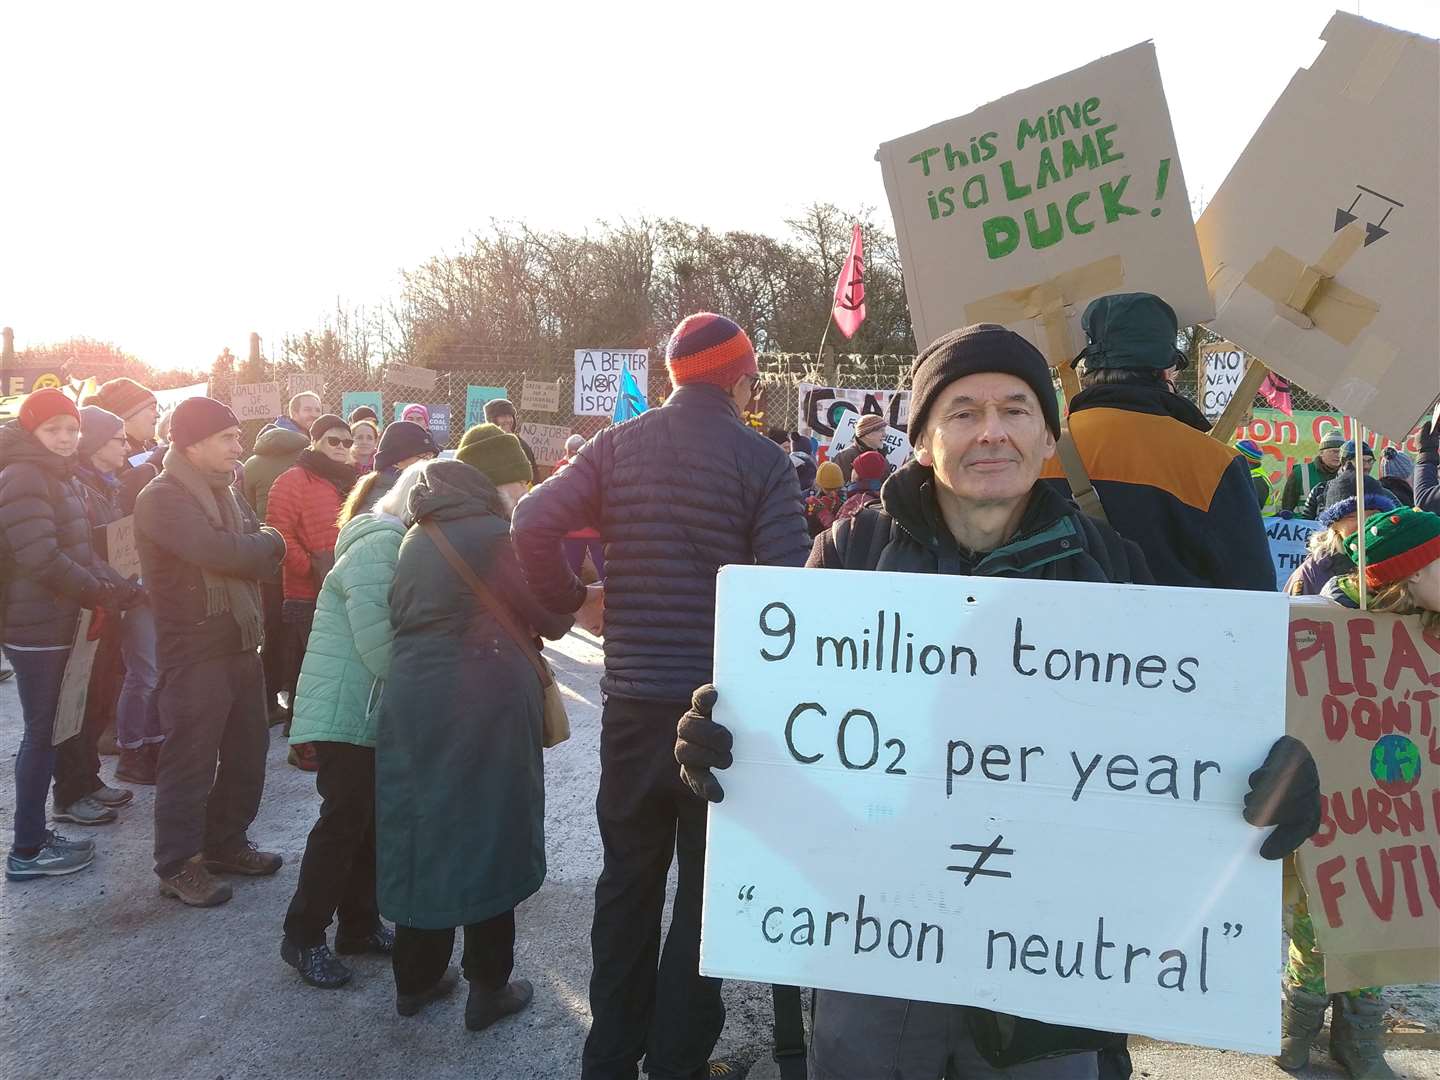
[{"xmin": 265, "ymin": 415, "xmax": 358, "ymax": 771}]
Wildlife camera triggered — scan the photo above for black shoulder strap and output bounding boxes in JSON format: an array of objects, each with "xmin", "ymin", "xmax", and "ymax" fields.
[
  {"xmin": 842, "ymin": 508, "xmax": 894, "ymax": 571},
  {"xmin": 771, "ymin": 984, "xmax": 806, "ymax": 1076}
]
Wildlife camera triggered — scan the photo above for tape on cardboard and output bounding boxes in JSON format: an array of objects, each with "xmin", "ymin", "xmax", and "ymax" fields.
[
  {"xmin": 1343, "ymin": 27, "xmax": 1410, "ymax": 104},
  {"xmin": 965, "ymin": 254, "xmax": 1127, "ymax": 368},
  {"xmin": 1327, "ymin": 335, "xmax": 1398, "ymax": 420},
  {"xmin": 1241, "ymin": 224, "xmax": 1378, "ymax": 345}
]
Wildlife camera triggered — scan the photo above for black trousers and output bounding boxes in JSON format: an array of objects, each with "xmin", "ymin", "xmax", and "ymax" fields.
[
  {"xmin": 52, "ymin": 617, "xmax": 124, "ymax": 807},
  {"xmin": 283, "ymin": 742, "xmax": 379, "ymax": 948},
  {"xmin": 152, "ymin": 651, "xmax": 269, "ymax": 877},
  {"xmin": 260, "ymin": 581, "xmax": 286, "ymax": 706},
  {"xmin": 582, "ymin": 696, "xmax": 724, "ymax": 1080},
  {"xmin": 392, "ymin": 911, "xmax": 515, "ymax": 995}
]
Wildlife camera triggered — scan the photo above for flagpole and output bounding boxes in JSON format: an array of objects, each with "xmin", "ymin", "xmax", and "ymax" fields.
[
  {"xmin": 1355, "ymin": 421, "xmax": 1368, "ymax": 611},
  {"xmin": 816, "ymin": 310, "xmax": 834, "ymax": 363}
]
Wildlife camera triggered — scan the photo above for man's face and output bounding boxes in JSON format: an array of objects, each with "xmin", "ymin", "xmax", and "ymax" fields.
[
  {"xmin": 1318, "ymin": 448, "xmax": 1342, "ymax": 470},
  {"xmin": 914, "ymin": 373, "xmax": 1056, "ymax": 504},
  {"xmin": 858, "ymin": 425, "xmax": 886, "ymax": 450},
  {"xmin": 291, "ymin": 395, "xmax": 322, "ymax": 430},
  {"xmin": 126, "ymin": 403, "xmax": 157, "ymax": 443},
  {"xmin": 187, "ymin": 426, "xmax": 245, "ymax": 474},
  {"xmin": 314, "ymin": 427, "xmax": 354, "ymax": 465},
  {"xmin": 92, "ymin": 431, "xmax": 130, "ymax": 473}
]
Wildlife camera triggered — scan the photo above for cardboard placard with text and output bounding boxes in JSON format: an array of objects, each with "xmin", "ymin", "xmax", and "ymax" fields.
[
  {"xmin": 385, "ymin": 362, "xmax": 439, "ymax": 392},
  {"xmin": 105, "ymin": 516, "xmax": 141, "ymax": 580},
  {"xmin": 1285, "ymin": 603, "xmax": 1440, "ymax": 991},
  {"xmin": 575, "ymin": 350, "xmax": 649, "ymax": 416},
  {"xmin": 1196, "ymin": 13, "xmax": 1440, "ymax": 441},
  {"xmin": 1200, "ymin": 342, "xmax": 1247, "ymax": 423},
  {"xmin": 230, "ymin": 382, "xmax": 283, "ymax": 422},
  {"xmin": 520, "ymin": 421, "xmax": 571, "ymax": 467},
  {"xmin": 702, "ymin": 567, "xmax": 1287, "ymax": 1053},
  {"xmin": 286, "ymin": 373, "xmax": 325, "ymax": 403},
  {"xmin": 54, "ymin": 610, "xmax": 100, "ymax": 745},
  {"xmin": 521, "ymin": 379, "xmax": 561, "ymax": 413},
  {"xmin": 877, "ymin": 41, "xmax": 1211, "ymax": 355}
]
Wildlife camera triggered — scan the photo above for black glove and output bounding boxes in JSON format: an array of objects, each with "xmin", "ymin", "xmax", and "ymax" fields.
[
  {"xmin": 675, "ymin": 684, "xmax": 732, "ymax": 804},
  {"xmin": 87, "ymin": 579, "xmax": 123, "ymax": 612},
  {"xmin": 1420, "ymin": 420, "xmax": 1438, "ymax": 454},
  {"xmin": 118, "ymin": 578, "xmax": 147, "ymax": 610},
  {"xmin": 1244, "ymin": 735, "xmax": 1322, "ymax": 860}
]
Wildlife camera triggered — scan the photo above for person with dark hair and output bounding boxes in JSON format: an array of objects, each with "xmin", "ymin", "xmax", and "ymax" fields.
[
  {"xmin": 1038, "ymin": 292, "xmax": 1273, "ymax": 591},
  {"xmin": 137, "ymin": 397, "xmax": 287, "ymax": 907},
  {"xmin": 350, "ymin": 418, "xmax": 380, "ymax": 475},
  {"xmin": 482, "ymin": 398, "xmax": 537, "ymax": 470},
  {"xmin": 265, "ymin": 415, "xmax": 357, "ymax": 771},
  {"xmin": 347, "ymin": 404, "xmax": 380, "ymax": 427}
]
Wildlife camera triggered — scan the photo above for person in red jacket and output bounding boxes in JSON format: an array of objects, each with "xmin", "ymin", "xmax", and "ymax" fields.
[{"xmin": 265, "ymin": 414, "xmax": 357, "ymax": 770}]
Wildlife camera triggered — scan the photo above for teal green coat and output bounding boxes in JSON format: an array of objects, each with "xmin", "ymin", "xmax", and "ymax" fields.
[
  {"xmin": 289, "ymin": 512, "xmax": 404, "ymax": 748},
  {"xmin": 375, "ymin": 461, "xmax": 572, "ymax": 929}
]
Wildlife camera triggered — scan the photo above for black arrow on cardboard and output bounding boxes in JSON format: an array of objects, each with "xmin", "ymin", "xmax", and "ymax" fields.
[
  {"xmin": 1365, "ymin": 207, "xmax": 1394, "ymax": 246},
  {"xmin": 1335, "ymin": 193, "xmax": 1360, "ymax": 232}
]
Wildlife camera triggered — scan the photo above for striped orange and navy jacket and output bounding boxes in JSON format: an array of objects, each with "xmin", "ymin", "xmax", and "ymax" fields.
[{"xmin": 1040, "ymin": 383, "xmax": 1274, "ymax": 591}]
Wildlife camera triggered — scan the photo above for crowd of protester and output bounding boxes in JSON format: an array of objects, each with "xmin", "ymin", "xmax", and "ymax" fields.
[{"xmin": 2, "ymin": 299, "xmax": 1436, "ymax": 1079}]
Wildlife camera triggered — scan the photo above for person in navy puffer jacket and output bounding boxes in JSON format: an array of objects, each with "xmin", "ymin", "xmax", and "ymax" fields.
[{"xmin": 512, "ymin": 312, "xmax": 810, "ymax": 1080}]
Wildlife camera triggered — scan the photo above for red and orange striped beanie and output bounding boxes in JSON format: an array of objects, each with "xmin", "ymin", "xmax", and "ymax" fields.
[{"xmin": 665, "ymin": 313, "xmax": 757, "ymax": 389}]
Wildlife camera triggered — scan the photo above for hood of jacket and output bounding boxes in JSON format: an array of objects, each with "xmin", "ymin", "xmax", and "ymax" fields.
[
  {"xmin": 1321, "ymin": 574, "xmax": 1361, "ymax": 608},
  {"xmin": 408, "ymin": 459, "xmax": 508, "ymax": 524},
  {"xmin": 334, "ymin": 510, "xmax": 405, "ymax": 560},
  {"xmin": 1069, "ymin": 382, "xmax": 1211, "ymax": 433},
  {"xmin": 254, "ymin": 425, "xmax": 310, "ymax": 457},
  {"xmin": 0, "ymin": 420, "xmax": 77, "ymax": 479}
]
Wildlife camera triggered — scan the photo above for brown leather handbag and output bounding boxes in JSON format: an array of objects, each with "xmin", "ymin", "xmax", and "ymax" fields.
[{"xmin": 422, "ymin": 521, "xmax": 571, "ymax": 749}]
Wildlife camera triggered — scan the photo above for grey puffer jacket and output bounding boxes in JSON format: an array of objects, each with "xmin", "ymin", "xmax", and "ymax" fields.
[
  {"xmin": 512, "ymin": 382, "xmax": 812, "ymax": 701},
  {"xmin": 0, "ymin": 422, "xmax": 108, "ymax": 646}
]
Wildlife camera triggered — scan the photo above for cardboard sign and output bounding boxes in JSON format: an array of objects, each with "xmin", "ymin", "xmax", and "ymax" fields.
[
  {"xmin": 520, "ymin": 421, "xmax": 572, "ymax": 467},
  {"xmin": 521, "ymin": 379, "xmax": 561, "ymax": 413},
  {"xmin": 152, "ymin": 382, "xmax": 209, "ymax": 413},
  {"xmin": 796, "ymin": 384, "xmax": 911, "ymax": 443},
  {"xmin": 53, "ymin": 610, "xmax": 100, "ymax": 746},
  {"xmin": 106, "ymin": 516, "xmax": 142, "ymax": 580},
  {"xmin": 341, "ymin": 391, "xmax": 383, "ymax": 425},
  {"xmin": 464, "ymin": 385, "xmax": 509, "ymax": 428},
  {"xmin": 230, "ymin": 382, "xmax": 283, "ymax": 422},
  {"xmin": 1197, "ymin": 14, "xmax": 1440, "ymax": 441},
  {"xmin": 1286, "ymin": 604, "xmax": 1440, "ymax": 991},
  {"xmin": 1201, "ymin": 342, "xmax": 1247, "ymax": 423},
  {"xmin": 286, "ymin": 373, "xmax": 325, "ymax": 402},
  {"xmin": 384, "ymin": 362, "xmax": 439, "ymax": 392},
  {"xmin": 827, "ymin": 412, "xmax": 912, "ymax": 470},
  {"xmin": 703, "ymin": 567, "xmax": 1287, "ymax": 1054},
  {"xmin": 877, "ymin": 42, "xmax": 1211, "ymax": 356},
  {"xmin": 575, "ymin": 349, "xmax": 648, "ymax": 416},
  {"xmin": 1266, "ymin": 517, "xmax": 1319, "ymax": 591}
]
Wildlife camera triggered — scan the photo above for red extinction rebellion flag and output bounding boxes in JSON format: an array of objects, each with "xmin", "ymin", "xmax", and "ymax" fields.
[{"xmin": 831, "ymin": 224, "xmax": 866, "ymax": 339}]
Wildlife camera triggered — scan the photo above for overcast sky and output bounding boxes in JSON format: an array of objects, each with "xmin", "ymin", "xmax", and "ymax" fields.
[{"xmin": 5, "ymin": 0, "xmax": 1436, "ymax": 371}]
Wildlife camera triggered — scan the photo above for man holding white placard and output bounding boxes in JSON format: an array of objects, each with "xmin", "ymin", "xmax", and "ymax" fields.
[{"xmin": 676, "ymin": 324, "xmax": 1323, "ymax": 1078}]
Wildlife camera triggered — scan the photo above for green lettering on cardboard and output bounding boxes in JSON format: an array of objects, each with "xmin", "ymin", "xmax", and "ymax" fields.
[
  {"xmin": 909, "ymin": 148, "xmax": 941, "ymax": 176},
  {"xmin": 1095, "ymin": 124, "xmax": 1124, "ymax": 165},
  {"xmin": 1066, "ymin": 190, "xmax": 1094, "ymax": 235},
  {"xmin": 1082, "ymin": 96, "xmax": 1101, "ymax": 125},
  {"xmin": 1100, "ymin": 176, "xmax": 1139, "ymax": 222},
  {"xmin": 962, "ymin": 174, "xmax": 990, "ymax": 209},
  {"xmin": 1000, "ymin": 160, "xmax": 1032, "ymax": 200},
  {"xmin": 1016, "ymin": 116, "xmax": 1047, "ymax": 150},
  {"xmin": 944, "ymin": 143, "xmax": 967, "ymax": 170},
  {"xmin": 983, "ymin": 216, "xmax": 1020, "ymax": 259},
  {"xmin": 1060, "ymin": 134, "xmax": 1099, "ymax": 177},
  {"xmin": 1035, "ymin": 147, "xmax": 1062, "ymax": 190},
  {"xmin": 1025, "ymin": 203, "xmax": 1064, "ymax": 249}
]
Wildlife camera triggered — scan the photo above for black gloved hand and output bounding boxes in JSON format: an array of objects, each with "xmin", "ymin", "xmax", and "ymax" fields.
[
  {"xmin": 118, "ymin": 578, "xmax": 147, "ymax": 610},
  {"xmin": 1419, "ymin": 420, "xmax": 1438, "ymax": 454},
  {"xmin": 675, "ymin": 684, "xmax": 732, "ymax": 804},
  {"xmin": 88, "ymin": 579, "xmax": 122, "ymax": 612},
  {"xmin": 1244, "ymin": 735, "xmax": 1322, "ymax": 860}
]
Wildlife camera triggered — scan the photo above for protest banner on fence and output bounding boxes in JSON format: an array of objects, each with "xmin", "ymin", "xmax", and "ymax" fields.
[
  {"xmin": 1232, "ymin": 409, "xmax": 1426, "ymax": 499},
  {"xmin": 575, "ymin": 349, "xmax": 648, "ymax": 416},
  {"xmin": 230, "ymin": 382, "xmax": 283, "ymax": 422},
  {"xmin": 520, "ymin": 421, "xmax": 571, "ymax": 467},
  {"xmin": 1286, "ymin": 604, "xmax": 1440, "ymax": 991},
  {"xmin": 105, "ymin": 516, "xmax": 141, "ymax": 580},
  {"xmin": 1197, "ymin": 14, "xmax": 1439, "ymax": 442},
  {"xmin": 341, "ymin": 391, "xmax": 383, "ymax": 425},
  {"xmin": 796, "ymin": 384, "xmax": 911, "ymax": 444},
  {"xmin": 286, "ymin": 373, "xmax": 325, "ymax": 403},
  {"xmin": 464, "ymin": 385, "xmax": 509, "ymax": 428},
  {"xmin": 827, "ymin": 412, "xmax": 912, "ymax": 470},
  {"xmin": 384, "ymin": 362, "xmax": 439, "ymax": 392},
  {"xmin": 877, "ymin": 42, "xmax": 1211, "ymax": 358},
  {"xmin": 702, "ymin": 567, "xmax": 1287, "ymax": 1053},
  {"xmin": 152, "ymin": 382, "xmax": 209, "ymax": 414},
  {"xmin": 1201, "ymin": 342, "xmax": 1246, "ymax": 423},
  {"xmin": 521, "ymin": 379, "xmax": 561, "ymax": 414},
  {"xmin": 1266, "ymin": 517, "xmax": 1319, "ymax": 591}
]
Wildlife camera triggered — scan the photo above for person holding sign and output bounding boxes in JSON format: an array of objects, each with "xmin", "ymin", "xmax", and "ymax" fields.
[
  {"xmin": 675, "ymin": 325, "xmax": 1323, "ymax": 1079},
  {"xmin": 1039, "ymin": 293, "xmax": 1273, "ymax": 592}
]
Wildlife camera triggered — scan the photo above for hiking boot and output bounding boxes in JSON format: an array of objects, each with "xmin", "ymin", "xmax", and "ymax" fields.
[
  {"xmin": 396, "ymin": 969, "xmax": 459, "ymax": 1017},
  {"xmin": 6, "ymin": 837, "xmax": 95, "ymax": 881},
  {"xmin": 281, "ymin": 939, "xmax": 353, "ymax": 989},
  {"xmin": 1276, "ymin": 984, "xmax": 1328, "ymax": 1071},
  {"xmin": 203, "ymin": 840, "xmax": 283, "ymax": 876},
  {"xmin": 53, "ymin": 795, "xmax": 118, "ymax": 826},
  {"xmin": 288, "ymin": 743, "xmax": 318, "ymax": 772},
  {"xmin": 335, "ymin": 924, "xmax": 395, "ymax": 956},
  {"xmin": 465, "ymin": 978, "xmax": 533, "ymax": 1032},
  {"xmin": 114, "ymin": 748, "xmax": 156, "ymax": 785},
  {"xmin": 44, "ymin": 829, "xmax": 95, "ymax": 852},
  {"xmin": 158, "ymin": 856, "xmax": 232, "ymax": 907},
  {"xmin": 90, "ymin": 783, "xmax": 134, "ymax": 808},
  {"xmin": 1329, "ymin": 994, "xmax": 1396, "ymax": 1079}
]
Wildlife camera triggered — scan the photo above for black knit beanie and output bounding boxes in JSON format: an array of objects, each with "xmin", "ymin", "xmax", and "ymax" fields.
[
  {"xmin": 907, "ymin": 324, "xmax": 1061, "ymax": 440},
  {"xmin": 373, "ymin": 420, "xmax": 438, "ymax": 472},
  {"xmin": 170, "ymin": 397, "xmax": 240, "ymax": 449}
]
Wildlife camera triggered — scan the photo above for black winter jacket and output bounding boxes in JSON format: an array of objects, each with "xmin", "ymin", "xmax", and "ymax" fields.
[
  {"xmin": 135, "ymin": 468, "xmax": 285, "ymax": 670},
  {"xmin": 512, "ymin": 382, "xmax": 812, "ymax": 701},
  {"xmin": 0, "ymin": 423, "xmax": 109, "ymax": 647},
  {"xmin": 117, "ymin": 436, "xmax": 163, "ymax": 515}
]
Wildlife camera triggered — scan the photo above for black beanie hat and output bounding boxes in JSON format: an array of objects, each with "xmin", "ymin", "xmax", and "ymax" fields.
[
  {"xmin": 482, "ymin": 398, "xmax": 517, "ymax": 422},
  {"xmin": 170, "ymin": 397, "xmax": 241, "ymax": 449},
  {"xmin": 346, "ymin": 405, "xmax": 379, "ymax": 425},
  {"xmin": 308, "ymin": 413, "xmax": 349, "ymax": 442},
  {"xmin": 908, "ymin": 324, "xmax": 1061, "ymax": 440},
  {"xmin": 373, "ymin": 420, "xmax": 438, "ymax": 472}
]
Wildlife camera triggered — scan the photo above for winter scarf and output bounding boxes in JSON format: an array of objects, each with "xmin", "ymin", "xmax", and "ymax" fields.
[
  {"xmin": 162, "ymin": 445, "xmax": 265, "ymax": 651},
  {"xmin": 297, "ymin": 447, "xmax": 358, "ymax": 498}
]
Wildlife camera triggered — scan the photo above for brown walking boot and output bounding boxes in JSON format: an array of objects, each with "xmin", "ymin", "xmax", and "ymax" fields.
[
  {"xmin": 464, "ymin": 978, "xmax": 533, "ymax": 1032},
  {"xmin": 158, "ymin": 856, "xmax": 233, "ymax": 907},
  {"xmin": 203, "ymin": 840, "xmax": 283, "ymax": 876},
  {"xmin": 396, "ymin": 969, "xmax": 459, "ymax": 1017},
  {"xmin": 1329, "ymin": 993, "xmax": 1396, "ymax": 1079},
  {"xmin": 1275, "ymin": 983, "xmax": 1328, "ymax": 1071}
]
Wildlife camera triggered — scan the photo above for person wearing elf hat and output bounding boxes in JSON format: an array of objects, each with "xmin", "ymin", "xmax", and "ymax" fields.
[
  {"xmin": 1235, "ymin": 438, "xmax": 1274, "ymax": 513},
  {"xmin": 1280, "ymin": 426, "xmax": 1345, "ymax": 514},
  {"xmin": 1283, "ymin": 481, "xmax": 1398, "ymax": 598},
  {"xmin": 512, "ymin": 312, "xmax": 810, "ymax": 1079},
  {"xmin": 1301, "ymin": 440, "xmax": 1375, "ymax": 522}
]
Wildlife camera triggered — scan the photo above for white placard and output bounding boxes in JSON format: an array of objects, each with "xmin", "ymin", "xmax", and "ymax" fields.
[
  {"xmin": 574, "ymin": 349, "xmax": 649, "ymax": 416},
  {"xmin": 797, "ymin": 384, "xmax": 912, "ymax": 442},
  {"xmin": 827, "ymin": 412, "xmax": 912, "ymax": 470},
  {"xmin": 521, "ymin": 379, "xmax": 561, "ymax": 413},
  {"xmin": 1266, "ymin": 518, "xmax": 1319, "ymax": 591},
  {"xmin": 105, "ymin": 515, "xmax": 141, "ymax": 580},
  {"xmin": 1200, "ymin": 343, "xmax": 1246, "ymax": 423},
  {"xmin": 519, "ymin": 421, "xmax": 571, "ymax": 467},
  {"xmin": 152, "ymin": 382, "xmax": 208, "ymax": 413},
  {"xmin": 230, "ymin": 382, "xmax": 283, "ymax": 422},
  {"xmin": 385, "ymin": 362, "xmax": 439, "ymax": 392},
  {"xmin": 702, "ymin": 567, "xmax": 1286, "ymax": 1054}
]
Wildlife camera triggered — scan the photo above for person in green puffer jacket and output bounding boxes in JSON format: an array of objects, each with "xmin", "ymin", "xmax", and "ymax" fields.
[{"xmin": 278, "ymin": 460, "xmax": 429, "ymax": 990}]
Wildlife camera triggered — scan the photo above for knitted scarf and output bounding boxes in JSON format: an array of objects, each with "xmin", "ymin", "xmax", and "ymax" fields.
[{"xmin": 163, "ymin": 446, "xmax": 265, "ymax": 651}]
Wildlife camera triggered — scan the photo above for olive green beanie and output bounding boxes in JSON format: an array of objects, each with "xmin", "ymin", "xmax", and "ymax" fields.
[{"xmin": 455, "ymin": 423, "xmax": 533, "ymax": 487}]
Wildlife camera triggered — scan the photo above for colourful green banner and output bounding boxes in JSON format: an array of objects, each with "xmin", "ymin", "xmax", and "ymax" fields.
[{"xmin": 1230, "ymin": 409, "xmax": 1426, "ymax": 491}]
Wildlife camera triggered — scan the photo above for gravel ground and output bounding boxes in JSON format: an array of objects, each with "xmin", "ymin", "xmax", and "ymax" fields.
[{"xmin": 1, "ymin": 629, "xmax": 1434, "ymax": 1080}]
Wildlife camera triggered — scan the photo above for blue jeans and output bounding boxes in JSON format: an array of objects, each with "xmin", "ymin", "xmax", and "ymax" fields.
[
  {"xmin": 5, "ymin": 646, "xmax": 71, "ymax": 852},
  {"xmin": 116, "ymin": 605, "xmax": 163, "ymax": 749}
]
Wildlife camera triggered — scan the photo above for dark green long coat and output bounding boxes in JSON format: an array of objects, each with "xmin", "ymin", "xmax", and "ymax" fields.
[{"xmin": 375, "ymin": 461, "xmax": 572, "ymax": 929}]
